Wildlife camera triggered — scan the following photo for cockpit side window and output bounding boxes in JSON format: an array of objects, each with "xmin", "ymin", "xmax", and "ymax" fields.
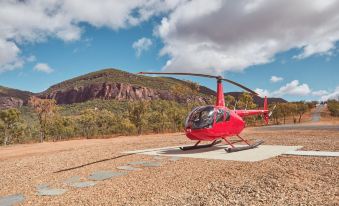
[
  {"xmin": 215, "ymin": 109, "xmax": 225, "ymax": 123},
  {"xmin": 185, "ymin": 106, "xmax": 215, "ymax": 129},
  {"xmin": 225, "ymin": 110, "xmax": 231, "ymax": 121}
]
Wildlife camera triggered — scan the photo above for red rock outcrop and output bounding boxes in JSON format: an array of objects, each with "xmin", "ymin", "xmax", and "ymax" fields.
[{"xmin": 0, "ymin": 97, "xmax": 24, "ymax": 109}]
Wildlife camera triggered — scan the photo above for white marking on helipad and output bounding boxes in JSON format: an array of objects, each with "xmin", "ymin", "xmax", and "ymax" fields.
[
  {"xmin": 124, "ymin": 145, "xmax": 303, "ymax": 162},
  {"xmin": 283, "ymin": 151, "xmax": 339, "ymax": 157}
]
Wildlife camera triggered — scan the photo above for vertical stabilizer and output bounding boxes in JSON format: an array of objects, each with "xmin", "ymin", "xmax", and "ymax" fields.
[{"xmin": 264, "ymin": 96, "xmax": 269, "ymax": 124}]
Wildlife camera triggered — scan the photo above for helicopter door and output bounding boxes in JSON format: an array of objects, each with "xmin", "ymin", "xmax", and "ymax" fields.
[{"xmin": 213, "ymin": 109, "xmax": 229, "ymax": 136}]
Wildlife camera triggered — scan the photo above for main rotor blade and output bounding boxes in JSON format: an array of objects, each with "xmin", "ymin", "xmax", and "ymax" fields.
[
  {"xmin": 137, "ymin": 71, "xmax": 258, "ymax": 95},
  {"xmin": 137, "ymin": 72, "xmax": 220, "ymax": 79},
  {"xmin": 221, "ymin": 78, "xmax": 258, "ymax": 95}
]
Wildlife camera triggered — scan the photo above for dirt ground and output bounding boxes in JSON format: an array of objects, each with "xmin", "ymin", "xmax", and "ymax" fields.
[{"xmin": 0, "ymin": 121, "xmax": 338, "ymax": 206}]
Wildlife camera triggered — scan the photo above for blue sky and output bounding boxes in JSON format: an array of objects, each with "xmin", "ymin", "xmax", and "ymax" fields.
[{"xmin": 0, "ymin": 0, "xmax": 338, "ymax": 101}]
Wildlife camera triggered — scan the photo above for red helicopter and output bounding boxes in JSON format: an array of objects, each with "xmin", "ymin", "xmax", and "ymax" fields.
[{"xmin": 138, "ymin": 72, "xmax": 271, "ymax": 152}]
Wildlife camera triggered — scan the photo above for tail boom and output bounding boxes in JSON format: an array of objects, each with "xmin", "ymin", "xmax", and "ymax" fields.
[{"xmin": 235, "ymin": 96, "xmax": 269, "ymax": 124}]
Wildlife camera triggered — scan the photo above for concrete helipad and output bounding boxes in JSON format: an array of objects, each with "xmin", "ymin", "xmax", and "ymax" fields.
[
  {"xmin": 124, "ymin": 144, "xmax": 303, "ymax": 162},
  {"xmin": 284, "ymin": 150, "xmax": 339, "ymax": 157}
]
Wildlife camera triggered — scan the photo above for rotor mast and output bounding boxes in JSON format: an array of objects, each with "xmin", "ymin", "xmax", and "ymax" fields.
[{"xmin": 216, "ymin": 78, "xmax": 225, "ymax": 107}]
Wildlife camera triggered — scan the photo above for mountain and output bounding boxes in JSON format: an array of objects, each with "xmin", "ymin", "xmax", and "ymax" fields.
[
  {"xmin": 224, "ymin": 92, "xmax": 288, "ymax": 107},
  {"xmin": 0, "ymin": 68, "xmax": 288, "ymax": 109},
  {"xmin": 0, "ymin": 86, "xmax": 33, "ymax": 109},
  {"xmin": 39, "ymin": 68, "xmax": 215, "ymax": 104}
]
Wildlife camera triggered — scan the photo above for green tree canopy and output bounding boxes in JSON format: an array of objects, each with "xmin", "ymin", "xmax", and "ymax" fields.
[{"xmin": 0, "ymin": 108, "xmax": 21, "ymax": 145}]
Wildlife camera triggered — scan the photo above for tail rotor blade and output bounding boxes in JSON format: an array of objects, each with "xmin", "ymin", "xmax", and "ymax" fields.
[{"xmin": 269, "ymin": 105, "xmax": 277, "ymax": 117}]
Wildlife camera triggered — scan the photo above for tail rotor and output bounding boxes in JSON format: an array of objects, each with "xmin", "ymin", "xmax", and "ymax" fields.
[{"xmin": 262, "ymin": 96, "xmax": 276, "ymax": 125}]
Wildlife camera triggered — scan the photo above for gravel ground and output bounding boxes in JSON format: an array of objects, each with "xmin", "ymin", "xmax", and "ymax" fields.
[{"xmin": 0, "ymin": 126, "xmax": 338, "ymax": 206}]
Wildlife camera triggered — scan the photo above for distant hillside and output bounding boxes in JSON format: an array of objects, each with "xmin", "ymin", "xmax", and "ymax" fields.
[
  {"xmin": 40, "ymin": 68, "xmax": 215, "ymax": 104},
  {"xmin": 0, "ymin": 86, "xmax": 33, "ymax": 109},
  {"xmin": 224, "ymin": 92, "xmax": 287, "ymax": 107},
  {"xmin": 0, "ymin": 68, "xmax": 288, "ymax": 109}
]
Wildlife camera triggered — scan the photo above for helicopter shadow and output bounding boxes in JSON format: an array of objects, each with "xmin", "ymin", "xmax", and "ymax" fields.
[{"xmin": 158, "ymin": 145, "xmax": 226, "ymax": 155}]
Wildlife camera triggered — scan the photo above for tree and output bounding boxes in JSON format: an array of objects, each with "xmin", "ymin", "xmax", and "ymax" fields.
[
  {"xmin": 238, "ymin": 93, "xmax": 257, "ymax": 125},
  {"xmin": 288, "ymin": 103, "xmax": 298, "ymax": 124},
  {"xmin": 96, "ymin": 109, "xmax": 118, "ymax": 135},
  {"xmin": 239, "ymin": 92, "xmax": 257, "ymax": 110},
  {"xmin": 47, "ymin": 116, "xmax": 76, "ymax": 141},
  {"xmin": 294, "ymin": 102, "xmax": 309, "ymax": 123},
  {"xmin": 280, "ymin": 103, "xmax": 291, "ymax": 124},
  {"xmin": 79, "ymin": 109, "xmax": 97, "ymax": 138},
  {"xmin": 0, "ymin": 108, "xmax": 21, "ymax": 145},
  {"xmin": 225, "ymin": 95, "xmax": 235, "ymax": 108},
  {"xmin": 128, "ymin": 100, "xmax": 149, "ymax": 135},
  {"xmin": 271, "ymin": 104, "xmax": 283, "ymax": 125},
  {"xmin": 117, "ymin": 118, "xmax": 136, "ymax": 135},
  {"xmin": 167, "ymin": 102, "xmax": 186, "ymax": 132},
  {"xmin": 29, "ymin": 96, "xmax": 56, "ymax": 142},
  {"xmin": 327, "ymin": 100, "xmax": 339, "ymax": 117}
]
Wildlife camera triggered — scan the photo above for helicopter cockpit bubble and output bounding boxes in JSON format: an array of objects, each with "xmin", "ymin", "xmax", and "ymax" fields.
[{"xmin": 185, "ymin": 106, "xmax": 215, "ymax": 129}]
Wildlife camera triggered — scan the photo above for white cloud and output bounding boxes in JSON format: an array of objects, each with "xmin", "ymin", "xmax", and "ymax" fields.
[
  {"xmin": 26, "ymin": 55, "xmax": 37, "ymax": 63},
  {"xmin": 156, "ymin": 0, "xmax": 339, "ymax": 73},
  {"xmin": 33, "ymin": 63, "xmax": 54, "ymax": 74},
  {"xmin": 312, "ymin": 90, "xmax": 329, "ymax": 96},
  {"xmin": 254, "ymin": 88, "xmax": 270, "ymax": 98},
  {"xmin": 270, "ymin": 75, "xmax": 283, "ymax": 83},
  {"xmin": 0, "ymin": 39, "xmax": 23, "ymax": 72},
  {"xmin": 255, "ymin": 80, "xmax": 311, "ymax": 98},
  {"xmin": 2, "ymin": 0, "xmax": 339, "ymax": 74},
  {"xmin": 273, "ymin": 80, "xmax": 311, "ymax": 96},
  {"xmin": 132, "ymin": 37, "xmax": 153, "ymax": 57},
  {"xmin": 0, "ymin": 0, "xmax": 181, "ymax": 72},
  {"xmin": 320, "ymin": 86, "xmax": 339, "ymax": 101}
]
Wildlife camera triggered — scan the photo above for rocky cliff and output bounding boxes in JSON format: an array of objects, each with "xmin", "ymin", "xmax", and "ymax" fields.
[
  {"xmin": 0, "ymin": 86, "xmax": 32, "ymax": 109},
  {"xmin": 0, "ymin": 97, "xmax": 24, "ymax": 109}
]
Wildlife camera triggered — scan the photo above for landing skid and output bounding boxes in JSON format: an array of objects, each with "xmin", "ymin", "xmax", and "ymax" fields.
[
  {"xmin": 180, "ymin": 140, "xmax": 222, "ymax": 151},
  {"xmin": 225, "ymin": 140, "xmax": 264, "ymax": 153}
]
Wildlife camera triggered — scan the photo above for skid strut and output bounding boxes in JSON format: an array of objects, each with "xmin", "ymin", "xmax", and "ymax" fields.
[
  {"xmin": 225, "ymin": 140, "xmax": 264, "ymax": 153},
  {"xmin": 180, "ymin": 140, "xmax": 222, "ymax": 151},
  {"xmin": 222, "ymin": 134, "xmax": 264, "ymax": 153}
]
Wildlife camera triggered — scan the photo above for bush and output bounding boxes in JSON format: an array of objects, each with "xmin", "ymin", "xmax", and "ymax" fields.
[{"xmin": 327, "ymin": 100, "xmax": 339, "ymax": 117}]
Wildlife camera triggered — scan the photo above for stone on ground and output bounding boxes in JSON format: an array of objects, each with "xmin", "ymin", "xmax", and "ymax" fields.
[
  {"xmin": 70, "ymin": 182, "xmax": 97, "ymax": 188},
  {"xmin": 117, "ymin": 165, "xmax": 142, "ymax": 171},
  {"xmin": 0, "ymin": 194, "xmax": 25, "ymax": 206},
  {"xmin": 37, "ymin": 188, "xmax": 67, "ymax": 196},
  {"xmin": 142, "ymin": 162, "xmax": 161, "ymax": 167},
  {"xmin": 88, "ymin": 171, "xmax": 126, "ymax": 181}
]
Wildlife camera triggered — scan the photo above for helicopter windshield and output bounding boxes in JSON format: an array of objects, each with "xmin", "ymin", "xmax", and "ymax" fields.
[{"xmin": 185, "ymin": 106, "xmax": 215, "ymax": 129}]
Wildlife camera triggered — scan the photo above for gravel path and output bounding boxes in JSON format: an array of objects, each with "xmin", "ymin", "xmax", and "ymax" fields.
[
  {"xmin": 0, "ymin": 128, "xmax": 338, "ymax": 205},
  {"xmin": 311, "ymin": 104, "xmax": 324, "ymax": 122}
]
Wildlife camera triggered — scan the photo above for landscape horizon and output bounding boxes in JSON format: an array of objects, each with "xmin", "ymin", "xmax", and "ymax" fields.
[{"xmin": 0, "ymin": 1, "xmax": 338, "ymax": 206}]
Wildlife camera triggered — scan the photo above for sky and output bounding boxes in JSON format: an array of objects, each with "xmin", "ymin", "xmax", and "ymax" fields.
[{"xmin": 0, "ymin": 0, "xmax": 338, "ymax": 101}]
